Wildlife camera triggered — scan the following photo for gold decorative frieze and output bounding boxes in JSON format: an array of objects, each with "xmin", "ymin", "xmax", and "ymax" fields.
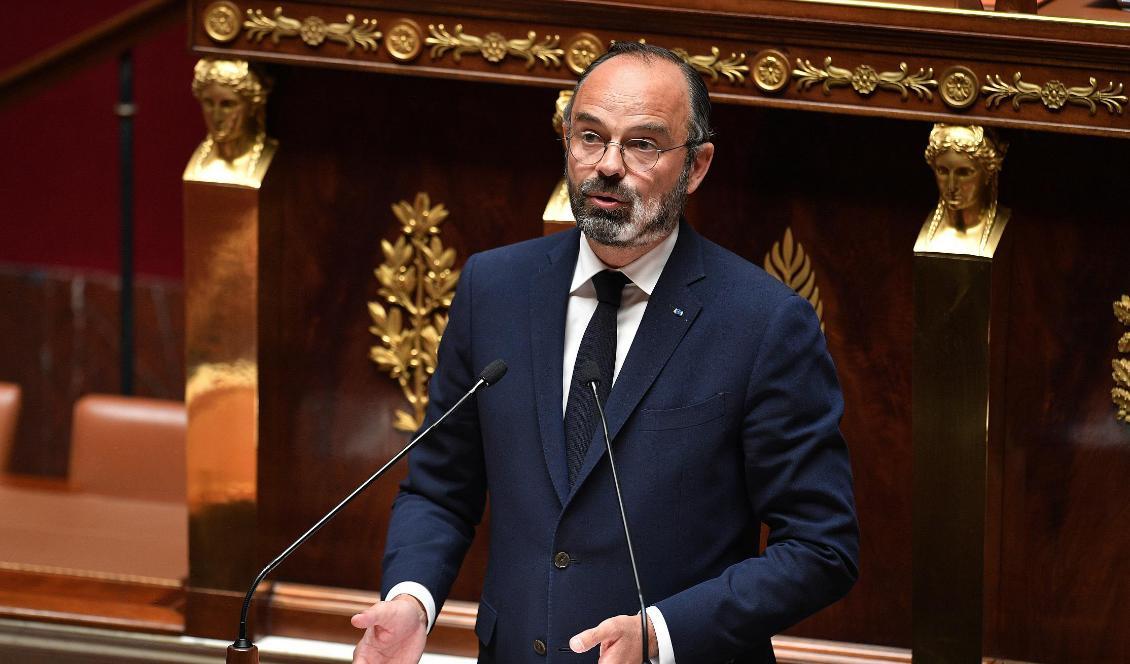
[
  {"xmin": 203, "ymin": 1, "xmax": 242, "ymax": 43},
  {"xmin": 672, "ymin": 47, "xmax": 749, "ymax": 84},
  {"xmin": 369, "ymin": 193, "xmax": 460, "ymax": 433},
  {"xmin": 764, "ymin": 228, "xmax": 825, "ymax": 331},
  {"xmin": 1115, "ymin": 295, "xmax": 1130, "ymax": 425},
  {"xmin": 753, "ymin": 50, "xmax": 791, "ymax": 93},
  {"xmin": 982, "ymin": 73, "xmax": 1126, "ymax": 115},
  {"xmin": 426, "ymin": 23, "xmax": 564, "ymax": 69},
  {"xmin": 939, "ymin": 66, "xmax": 980, "ymax": 110},
  {"xmin": 794, "ymin": 57, "xmax": 937, "ymax": 101},
  {"xmin": 385, "ymin": 19, "xmax": 422, "ymax": 62},
  {"xmin": 565, "ymin": 32, "xmax": 605, "ymax": 75},
  {"xmin": 243, "ymin": 7, "xmax": 381, "ymax": 52}
]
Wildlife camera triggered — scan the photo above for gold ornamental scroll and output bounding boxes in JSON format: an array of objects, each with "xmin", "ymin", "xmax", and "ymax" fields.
[
  {"xmin": 183, "ymin": 58, "xmax": 276, "ymax": 639},
  {"xmin": 912, "ymin": 124, "xmax": 1011, "ymax": 664}
]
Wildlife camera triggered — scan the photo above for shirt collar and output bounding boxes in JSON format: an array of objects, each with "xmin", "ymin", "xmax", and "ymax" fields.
[{"xmin": 570, "ymin": 224, "xmax": 680, "ymax": 296}]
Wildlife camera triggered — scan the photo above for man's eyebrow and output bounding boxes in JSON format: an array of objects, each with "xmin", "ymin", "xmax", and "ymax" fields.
[
  {"xmin": 572, "ymin": 111, "xmax": 604, "ymax": 126},
  {"xmin": 571, "ymin": 114, "xmax": 672, "ymax": 139},
  {"xmin": 628, "ymin": 122, "xmax": 671, "ymax": 139}
]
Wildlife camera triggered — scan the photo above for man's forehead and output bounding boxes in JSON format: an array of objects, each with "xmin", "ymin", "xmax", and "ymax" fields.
[{"xmin": 571, "ymin": 56, "xmax": 689, "ymax": 128}]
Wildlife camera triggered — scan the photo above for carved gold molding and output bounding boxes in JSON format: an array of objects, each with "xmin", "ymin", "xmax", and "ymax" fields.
[
  {"xmin": 203, "ymin": 1, "xmax": 242, "ymax": 43},
  {"xmin": 764, "ymin": 228, "xmax": 825, "ymax": 331},
  {"xmin": 1114, "ymin": 295, "xmax": 1130, "ymax": 425},
  {"xmin": 794, "ymin": 57, "xmax": 937, "ymax": 101},
  {"xmin": 672, "ymin": 47, "xmax": 749, "ymax": 84},
  {"xmin": 385, "ymin": 19, "xmax": 423, "ymax": 62},
  {"xmin": 243, "ymin": 7, "xmax": 381, "ymax": 52},
  {"xmin": 426, "ymin": 23, "xmax": 564, "ymax": 69},
  {"xmin": 939, "ymin": 66, "xmax": 980, "ymax": 110},
  {"xmin": 565, "ymin": 32, "xmax": 605, "ymax": 76},
  {"xmin": 753, "ymin": 50, "xmax": 791, "ymax": 93},
  {"xmin": 983, "ymin": 73, "xmax": 1126, "ymax": 115},
  {"xmin": 369, "ymin": 193, "xmax": 460, "ymax": 433}
]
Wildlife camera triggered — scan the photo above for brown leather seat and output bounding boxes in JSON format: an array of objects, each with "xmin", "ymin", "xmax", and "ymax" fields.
[
  {"xmin": 69, "ymin": 394, "xmax": 187, "ymax": 503},
  {"xmin": 0, "ymin": 382, "xmax": 21, "ymax": 472}
]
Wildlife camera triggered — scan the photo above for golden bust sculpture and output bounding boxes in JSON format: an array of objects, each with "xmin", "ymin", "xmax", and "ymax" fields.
[
  {"xmin": 915, "ymin": 124, "xmax": 1010, "ymax": 258},
  {"xmin": 184, "ymin": 59, "xmax": 277, "ymax": 187}
]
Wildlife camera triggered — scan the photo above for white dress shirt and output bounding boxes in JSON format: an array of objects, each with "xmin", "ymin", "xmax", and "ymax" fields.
[{"xmin": 389, "ymin": 226, "xmax": 681, "ymax": 664}]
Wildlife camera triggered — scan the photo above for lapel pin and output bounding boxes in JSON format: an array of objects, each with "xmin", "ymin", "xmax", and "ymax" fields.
[{"xmin": 673, "ymin": 307, "xmax": 684, "ymax": 317}]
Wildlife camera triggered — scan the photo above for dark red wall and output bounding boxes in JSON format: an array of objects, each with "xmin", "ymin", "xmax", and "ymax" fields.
[{"xmin": 0, "ymin": 2, "xmax": 198, "ymax": 279}]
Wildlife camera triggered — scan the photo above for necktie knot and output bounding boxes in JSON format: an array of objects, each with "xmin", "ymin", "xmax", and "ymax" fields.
[{"xmin": 592, "ymin": 270, "xmax": 630, "ymax": 307}]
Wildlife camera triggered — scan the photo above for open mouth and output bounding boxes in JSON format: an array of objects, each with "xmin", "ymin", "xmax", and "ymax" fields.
[{"xmin": 588, "ymin": 193, "xmax": 625, "ymax": 208}]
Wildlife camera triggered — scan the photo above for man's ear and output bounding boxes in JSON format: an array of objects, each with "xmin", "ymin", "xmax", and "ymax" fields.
[{"xmin": 686, "ymin": 142, "xmax": 715, "ymax": 195}]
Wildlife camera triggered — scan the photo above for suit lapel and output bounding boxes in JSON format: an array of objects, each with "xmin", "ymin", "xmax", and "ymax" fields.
[
  {"xmin": 569, "ymin": 222, "xmax": 706, "ymax": 499},
  {"xmin": 531, "ymin": 229, "xmax": 581, "ymax": 505}
]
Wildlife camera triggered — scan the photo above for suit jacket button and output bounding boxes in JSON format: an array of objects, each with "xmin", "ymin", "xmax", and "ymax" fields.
[
  {"xmin": 533, "ymin": 638, "xmax": 547, "ymax": 655},
  {"xmin": 554, "ymin": 551, "xmax": 571, "ymax": 569}
]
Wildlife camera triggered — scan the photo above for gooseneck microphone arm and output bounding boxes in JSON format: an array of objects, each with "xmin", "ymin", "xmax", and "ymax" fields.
[
  {"xmin": 227, "ymin": 359, "xmax": 507, "ymax": 661},
  {"xmin": 578, "ymin": 360, "xmax": 649, "ymax": 664}
]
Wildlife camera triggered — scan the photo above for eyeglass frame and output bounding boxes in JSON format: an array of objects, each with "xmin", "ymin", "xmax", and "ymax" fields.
[{"xmin": 562, "ymin": 129, "xmax": 700, "ymax": 173}]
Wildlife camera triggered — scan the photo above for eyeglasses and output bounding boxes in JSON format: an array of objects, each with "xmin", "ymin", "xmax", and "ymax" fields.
[{"xmin": 565, "ymin": 130, "xmax": 694, "ymax": 173}]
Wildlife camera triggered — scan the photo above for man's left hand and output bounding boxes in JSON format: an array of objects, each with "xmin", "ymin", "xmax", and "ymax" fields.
[{"xmin": 570, "ymin": 612, "xmax": 658, "ymax": 663}]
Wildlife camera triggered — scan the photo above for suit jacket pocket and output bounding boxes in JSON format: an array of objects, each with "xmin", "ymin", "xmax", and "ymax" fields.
[
  {"xmin": 474, "ymin": 597, "xmax": 498, "ymax": 646},
  {"xmin": 638, "ymin": 392, "xmax": 727, "ymax": 431}
]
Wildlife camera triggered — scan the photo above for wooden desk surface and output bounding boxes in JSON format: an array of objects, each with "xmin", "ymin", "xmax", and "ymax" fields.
[{"xmin": 0, "ymin": 475, "xmax": 187, "ymax": 580}]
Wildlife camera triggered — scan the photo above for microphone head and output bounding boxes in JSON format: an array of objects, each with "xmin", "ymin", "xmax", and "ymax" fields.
[
  {"xmin": 479, "ymin": 359, "xmax": 508, "ymax": 386},
  {"xmin": 575, "ymin": 360, "xmax": 602, "ymax": 386}
]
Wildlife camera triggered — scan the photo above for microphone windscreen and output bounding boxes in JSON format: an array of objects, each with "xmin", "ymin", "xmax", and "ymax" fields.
[
  {"xmin": 479, "ymin": 359, "xmax": 508, "ymax": 386},
  {"xmin": 575, "ymin": 360, "xmax": 602, "ymax": 385}
]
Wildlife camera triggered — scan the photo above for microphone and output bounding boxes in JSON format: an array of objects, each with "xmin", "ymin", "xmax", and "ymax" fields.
[
  {"xmin": 576, "ymin": 360, "xmax": 648, "ymax": 664},
  {"xmin": 226, "ymin": 360, "xmax": 508, "ymax": 664}
]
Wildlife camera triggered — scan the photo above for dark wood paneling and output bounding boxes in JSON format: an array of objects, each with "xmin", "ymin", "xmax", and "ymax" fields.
[
  {"xmin": 995, "ymin": 130, "xmax": 1130, "ymax": 664},
  {"xmin": 0, "ymin": 266, "xmax": 184, "ymax": 476},
  {"xmin": 256, "ymin": 68, "xmax": 558, "ymax": 597}
]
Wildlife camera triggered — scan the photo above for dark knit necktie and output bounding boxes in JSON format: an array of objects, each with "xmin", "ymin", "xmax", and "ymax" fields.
[{"xmin": 565, "ymin": 269, "xmax": 630, "ymax": 487}]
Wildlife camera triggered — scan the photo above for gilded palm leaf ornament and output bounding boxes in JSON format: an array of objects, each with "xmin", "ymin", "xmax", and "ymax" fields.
[{"xmin": 763, "ymin": 228, "xmax": 825, "ymax": 332}]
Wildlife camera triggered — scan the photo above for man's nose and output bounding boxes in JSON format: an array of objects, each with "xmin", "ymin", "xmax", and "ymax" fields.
[{"xmin": 595, "ymin": 142, "xmax": 626, "ymax": 178}]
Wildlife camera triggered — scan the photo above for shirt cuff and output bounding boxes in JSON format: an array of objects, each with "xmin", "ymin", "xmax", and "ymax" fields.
[
  {"xmin": 645, "ymin": 605, "xmax": 676, "ymax": 664},
  {"xmin": 384, "ymin": 581, "xmax": 437, "ymax": 632}
]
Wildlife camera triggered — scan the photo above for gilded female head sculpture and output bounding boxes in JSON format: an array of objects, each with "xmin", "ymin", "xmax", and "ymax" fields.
[
  {"xmin": 185, "ymin": 59, "xmax": 276, "ymax": 186},
  {"xmin": 916, "ymin": 124, "xmax": 1010, "ymax": 257}
]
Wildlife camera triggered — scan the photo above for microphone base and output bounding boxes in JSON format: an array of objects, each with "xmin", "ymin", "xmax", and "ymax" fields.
[{"xmin": 226, "ymin": 643, "xmax": 259, "ymax": 664}]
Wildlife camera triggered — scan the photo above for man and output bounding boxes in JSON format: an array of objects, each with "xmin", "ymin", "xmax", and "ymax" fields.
[{"xmin": 352, "ymin": 42, "xmax": 859, "ymax": 664}]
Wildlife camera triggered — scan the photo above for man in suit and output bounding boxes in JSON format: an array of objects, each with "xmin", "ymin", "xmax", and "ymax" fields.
[{"xmin": 351, "ymin": 42, "xmax": 859, "ymax": 664}]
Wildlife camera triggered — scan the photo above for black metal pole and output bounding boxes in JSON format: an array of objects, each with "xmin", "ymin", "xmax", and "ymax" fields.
[{"xmin": 116, "ymin": 51, "xmax": 135, "ymax": 395}]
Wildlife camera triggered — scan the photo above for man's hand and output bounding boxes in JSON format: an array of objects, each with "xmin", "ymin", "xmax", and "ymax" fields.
[
  {"xmin": 351, "ymin": 595, "xmax": 427, "ymax": 664},
  {"xmin": 570, "ymin": 612, "xmax": 659, "ymax": 663}
]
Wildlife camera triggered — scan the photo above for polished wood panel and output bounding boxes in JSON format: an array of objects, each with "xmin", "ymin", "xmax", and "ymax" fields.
[
  {"xmin": 256, "ymin": 69, "xmax": 556, "ymax": 597},
  {"xmin": 0, "ymin": 567, "xmax": 182, "ymax": 633},
  {"xmin": 0, "ymin": 266, "xmax": 184, "ymax": 477},
  {"xmin": 994, "ymin": 130, "xmax": 1130, "ymax": 664}
]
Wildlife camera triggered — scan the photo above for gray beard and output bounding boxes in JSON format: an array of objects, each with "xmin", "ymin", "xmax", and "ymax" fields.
[{"xmin": 566, "ymin": 166, "xmax": 690, "ymax": 248}]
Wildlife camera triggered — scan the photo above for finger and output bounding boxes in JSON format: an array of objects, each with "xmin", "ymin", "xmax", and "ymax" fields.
[
  {"xmin": 570, "ymin": 617, "xmax": 616, "ymax": 653},
  {"xmin": 350, "ymin": 601, "xmax": 391, "ymax": 629}
]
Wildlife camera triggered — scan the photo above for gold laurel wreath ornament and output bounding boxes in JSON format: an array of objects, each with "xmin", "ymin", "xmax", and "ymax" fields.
[{"xmin": 368, "ymin": 194, "xmax": 460, "ymax": 432}]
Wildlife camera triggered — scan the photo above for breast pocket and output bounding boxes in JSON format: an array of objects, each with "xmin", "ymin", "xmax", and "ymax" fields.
[{"xmin": 637, "ymin": 392, "xmax": 727, "ymax": 431}]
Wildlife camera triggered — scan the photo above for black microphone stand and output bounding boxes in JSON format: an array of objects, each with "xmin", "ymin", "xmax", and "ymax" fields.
[
  {"xmin": 226, "ymin": 360, "xmax": 506, "ymax": 663},
  {"xmin": 587, "ymin": 374, "xmax": 649, "ymax": 664}
]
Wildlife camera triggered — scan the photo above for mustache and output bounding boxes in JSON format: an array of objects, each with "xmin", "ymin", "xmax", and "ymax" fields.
[{"xmin": 578, "ymin": 176, "xmax": 639, "ymax": 203}]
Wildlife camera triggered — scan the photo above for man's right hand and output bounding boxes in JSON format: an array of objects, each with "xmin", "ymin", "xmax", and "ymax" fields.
[{"xmin": 351, "ymin": 595, "xmax": 428, "ymax": 664}]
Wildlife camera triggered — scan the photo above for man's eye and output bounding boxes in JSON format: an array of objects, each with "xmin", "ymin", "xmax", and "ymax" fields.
[
  {"xmin": 579, "ymin": 131, "xmax": 604, "ymax": 145},
  {"xmin": 626, "ymin": 139, "xmax": 659, "ymax": 153}
]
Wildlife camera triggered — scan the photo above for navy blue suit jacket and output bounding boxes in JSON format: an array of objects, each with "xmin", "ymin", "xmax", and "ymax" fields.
[{"xmin": 381, "ymin": 222, "xmax": 859, "ymax": 663}]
